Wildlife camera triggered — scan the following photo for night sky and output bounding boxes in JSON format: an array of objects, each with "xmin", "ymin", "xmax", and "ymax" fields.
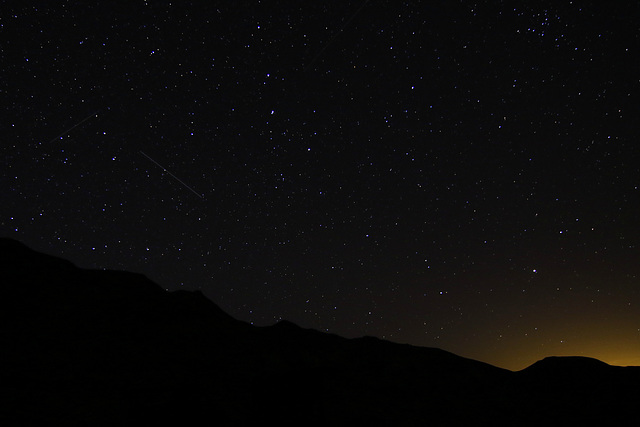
[{"xmin": 3, "ymin": 1, "xmax": 639, "ymax": 370}]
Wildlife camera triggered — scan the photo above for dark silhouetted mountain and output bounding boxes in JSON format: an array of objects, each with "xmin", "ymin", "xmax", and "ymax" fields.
[{"xmin": 1, "ymin": 238, "xmax": 638, "ymax": 425}]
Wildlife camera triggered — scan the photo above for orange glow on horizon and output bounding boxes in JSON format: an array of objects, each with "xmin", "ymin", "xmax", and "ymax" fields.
[
  {"xmin": 444, "ymin": 319, "xmax": 640, "ymax": 371},
  {"xmin": 478, "ymin": 338, "xmax": 640, "ymax": 371}
]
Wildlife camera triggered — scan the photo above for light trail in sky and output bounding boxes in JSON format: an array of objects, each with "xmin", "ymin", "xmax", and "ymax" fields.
[
  {"xmin": 139, "ymin": 150, "xmax": 204, "ymax": 199},
  {"xmin": 47, "ymin": 111, "xmax": 100, "ymax": 143}
]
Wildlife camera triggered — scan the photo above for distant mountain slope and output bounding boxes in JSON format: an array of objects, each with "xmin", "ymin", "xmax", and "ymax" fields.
[{"xmin": 1, "ymin": 238, "xmax": 638, "ymax": 425}]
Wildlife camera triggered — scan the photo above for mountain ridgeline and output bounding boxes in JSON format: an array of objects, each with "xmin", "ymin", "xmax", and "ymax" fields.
[{"xmin": 2, "ymin": 238, "xmax": 638, "ymax": 425}]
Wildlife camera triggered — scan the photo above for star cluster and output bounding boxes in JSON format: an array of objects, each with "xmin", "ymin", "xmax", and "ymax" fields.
[{"xmin": 3, "ymin": 1, "xmax": 639, "ymax": 370}]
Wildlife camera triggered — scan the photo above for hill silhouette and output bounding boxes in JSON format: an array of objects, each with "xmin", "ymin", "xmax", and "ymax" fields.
[{"xmin": 1, "ymin": 238, "xmax": 638, "ymax": 425}]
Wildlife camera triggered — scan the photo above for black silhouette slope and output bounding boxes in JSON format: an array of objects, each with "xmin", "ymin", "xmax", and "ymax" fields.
[
  {"xmin": 499, "ymin": 356, "xmax": 640, "ymax": 424},
  {"xmin": 2, "ymin": 238, "xmax": 639, "ymax": 425}
]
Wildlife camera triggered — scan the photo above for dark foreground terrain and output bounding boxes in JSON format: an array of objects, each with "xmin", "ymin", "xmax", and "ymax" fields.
[{"xmin": 2, "ymin": 238, "xmax": 638, "ymax": 425}]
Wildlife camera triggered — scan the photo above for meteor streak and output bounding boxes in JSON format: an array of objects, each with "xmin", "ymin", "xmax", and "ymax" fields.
[
  {"xmin": 47, "ymin": 111, "xmax": 99, "ymax": 143},
  {"xmin": 139, "ymin": 151, "xmax": 204, "ymax": 199}
]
